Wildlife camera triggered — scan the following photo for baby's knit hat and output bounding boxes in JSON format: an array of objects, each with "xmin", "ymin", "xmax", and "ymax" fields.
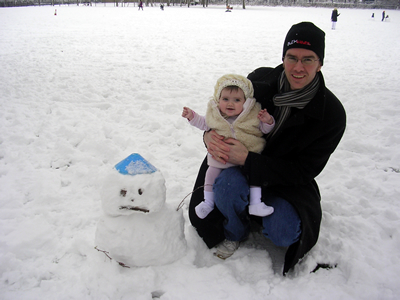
[
  {"xmin": 213, "ymin": 74, "xmax": 254, "ymax": 102},
  {"xmin": 282, "ymin": 22, "xmax": 325, "ymax": 65}
]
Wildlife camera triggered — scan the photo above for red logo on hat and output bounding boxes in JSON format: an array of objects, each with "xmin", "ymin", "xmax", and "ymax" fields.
[{"xmin": 287, "ymin": 39, "xmax": 311, "ymax": 46}]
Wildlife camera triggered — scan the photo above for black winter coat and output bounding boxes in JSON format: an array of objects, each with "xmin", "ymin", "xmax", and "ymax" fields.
[
  {"xmin": 331, "ymin": 9, "xmax": 340, "ymax": 22},
  {"xmin": 188, "ymin": 65, "xmax": 346, "ymax": 274}
]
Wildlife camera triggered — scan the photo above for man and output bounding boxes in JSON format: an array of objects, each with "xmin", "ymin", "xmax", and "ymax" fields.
[{"xmin": 188, "ymin": 22, "xmax": 346, "ymax": 274}]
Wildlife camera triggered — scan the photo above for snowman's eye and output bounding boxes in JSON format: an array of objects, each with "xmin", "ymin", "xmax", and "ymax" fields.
[
  {"xmin": 138, "ymin": 189, "xmax": 143, "ymax": 195},
  {"xmin": 120, "ymin": 189, "xmax": 127, "ymax": 197}
]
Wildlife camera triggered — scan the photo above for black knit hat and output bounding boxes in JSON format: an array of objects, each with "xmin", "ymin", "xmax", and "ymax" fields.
[{"xmin": 282, "ymin": 22, "xmax": 325, "ymax": 65}]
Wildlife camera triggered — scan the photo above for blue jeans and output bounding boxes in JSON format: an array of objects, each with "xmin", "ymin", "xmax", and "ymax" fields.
[{"xmin": 213, "ymin": 167, "xmax": 301, "ymax": 247}]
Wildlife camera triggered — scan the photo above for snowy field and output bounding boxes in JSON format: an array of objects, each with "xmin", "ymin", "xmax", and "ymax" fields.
[{"xmin": 1, "ymin": 4, "xmax": 400, "ymax": 299}]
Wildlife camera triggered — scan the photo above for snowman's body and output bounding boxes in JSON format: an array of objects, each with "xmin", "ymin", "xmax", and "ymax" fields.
[{"xmin": 95, "ymin": 154, "xmax": 186, "ymax": 267}]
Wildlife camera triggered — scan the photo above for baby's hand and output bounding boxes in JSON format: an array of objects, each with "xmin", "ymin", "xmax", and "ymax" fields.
[
  {"xmin": 182, "ymin": 107, "xmax": 194, "ymax": 121},
  {"xmin": 258, "ymin": 109, "xmax": 273, "ymax": 124}
]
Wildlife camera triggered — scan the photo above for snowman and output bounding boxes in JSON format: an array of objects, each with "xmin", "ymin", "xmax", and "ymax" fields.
[{"xmin": 95, "ymin": 153, "xmax": 186, "ymax": 267}]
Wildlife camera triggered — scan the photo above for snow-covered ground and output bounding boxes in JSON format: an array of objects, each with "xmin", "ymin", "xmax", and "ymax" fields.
[{"xmin": 1, "ymin": 4, "xmax": 400, "ymax": 299}]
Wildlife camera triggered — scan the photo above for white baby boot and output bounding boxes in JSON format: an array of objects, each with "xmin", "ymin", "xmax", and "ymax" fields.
[{"xmin": 249, "ymin": 202, "xmax": 274, "ymax": 217}]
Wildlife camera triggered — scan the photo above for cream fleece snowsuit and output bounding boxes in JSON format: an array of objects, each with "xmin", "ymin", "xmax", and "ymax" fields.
[{"xmin": 189, "ymin": 96, "xmax": 274, "ymax": 169}]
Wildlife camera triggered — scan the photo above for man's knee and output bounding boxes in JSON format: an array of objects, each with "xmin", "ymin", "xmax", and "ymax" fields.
[
  {"xmin": 213, "ymin": 167, "xmax": 249, "ymax": 209},
  {"xmin": 213, "ymin": 167, "xmax": 248, "ymax": 195},
  {"xmin": 262, "ymin": 196, "xmax": 302, "ymax": 247},
  {"xmin": 265, "ymin": 223, "xmax": 301, "ymax": 247}
]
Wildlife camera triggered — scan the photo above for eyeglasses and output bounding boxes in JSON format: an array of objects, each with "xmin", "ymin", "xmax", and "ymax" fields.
[{"xmin": 284, "ymin": 55, "xmax": 320, "ymax": 65}]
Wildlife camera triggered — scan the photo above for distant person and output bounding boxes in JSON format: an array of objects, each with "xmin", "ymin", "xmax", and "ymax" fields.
[
  {"xmin": 371, "ymin": 13, "xmax": 374, "ymax": 18},
  {"xmin": 382, "ymin": 11, "xmax": 385, "ymax": 21},
  {"xmin": 138, "ymin": 0, "xmax": 144, "ymax": 10},
  {"xmin": 182, "ymin": 74, "xmax": 275, "ymax": 222},
  {"xmin": 160, "ymin": 3, "xmax": 164, "ymax": 10},
  {"xmin": 331, "ymin": 8, "xmax": 340, "ymax": 30}
]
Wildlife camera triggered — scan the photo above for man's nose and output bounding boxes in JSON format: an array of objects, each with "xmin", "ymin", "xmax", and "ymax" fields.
[{"xmin": 293, "ymin": 60, "xmax": 305, "ymax": 70}]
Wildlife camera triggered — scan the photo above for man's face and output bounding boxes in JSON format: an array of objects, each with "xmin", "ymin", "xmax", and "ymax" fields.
[{"xmin": 283, "ymin": 48, "xmax": 322, "ymax": 90}]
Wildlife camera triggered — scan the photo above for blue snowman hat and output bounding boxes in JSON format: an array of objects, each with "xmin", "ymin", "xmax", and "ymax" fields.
[{"xmin": 114, "ymin": 153, "xmax": 158, "ymax": 176}]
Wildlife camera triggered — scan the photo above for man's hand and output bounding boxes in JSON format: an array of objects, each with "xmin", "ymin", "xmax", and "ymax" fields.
[
  {"xmin": 204, "ymin": 131, "xmax": 248, "ymax": 166},
  {"xmin": 204, "ymin": 130, "xmax": 228, "ymax": 163}
]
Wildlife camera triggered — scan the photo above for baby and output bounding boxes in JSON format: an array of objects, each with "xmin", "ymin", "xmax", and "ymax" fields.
[{"xmin": 182, "ymin": 74, "xmax": 275, "ymax": 219}]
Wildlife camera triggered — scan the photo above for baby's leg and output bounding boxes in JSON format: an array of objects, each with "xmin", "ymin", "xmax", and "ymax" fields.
[
  {"xmin": 196, "ymin": 166, "xmax": 221, "ymax": 219},
  {"xmin": 248, "ymin": 186, "xmax": 274, "ymax": 217}
]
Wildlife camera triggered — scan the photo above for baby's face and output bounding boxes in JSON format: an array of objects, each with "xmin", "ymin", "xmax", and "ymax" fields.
[{"xmin": 218, "ymin": 88, "xmax": 246, "ymax": 117}]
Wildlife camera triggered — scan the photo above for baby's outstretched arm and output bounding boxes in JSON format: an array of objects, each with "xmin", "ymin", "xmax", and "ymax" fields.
[
  {"xmin": 182, "ymin": 107, "xmax": 194, "ymax": 121},
  {"xmin": 258, "ymin": 109, "xmax": 274, "ymax": 125},
  {"xmin": 183, "ymin": 108, "xmax": 209, "ymax": 131}
]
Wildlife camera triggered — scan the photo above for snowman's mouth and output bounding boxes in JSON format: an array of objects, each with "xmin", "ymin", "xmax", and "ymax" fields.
[{"xmin": 119, "ymin": 206, "xmax": 150, "ymax": 213}]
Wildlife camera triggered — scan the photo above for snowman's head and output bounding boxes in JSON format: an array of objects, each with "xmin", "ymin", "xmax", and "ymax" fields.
[{"xmin": 101, "ymin": 171, "xmax": 166, "ymax": 217}]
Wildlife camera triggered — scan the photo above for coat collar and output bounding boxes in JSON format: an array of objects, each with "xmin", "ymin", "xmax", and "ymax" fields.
[
  {"xmin": 253, "ymin": 65, "xmax": 327, "ymax": 142},
  {"xmin": 250, "ymin": 64, "xmax": 327, "ymax": 131},
  {"xmin": 272, "ymin": 66, "xmax": 326, "ymax": 129},
  {"xmin": 282, "ymin": 72, "xmax": 326, "ymax": 129}
]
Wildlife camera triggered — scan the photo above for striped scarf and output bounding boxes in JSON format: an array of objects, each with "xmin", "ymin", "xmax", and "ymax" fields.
[{"xmin": 269, "ymin": 71, "xmax": 320, "ymax": 137}]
